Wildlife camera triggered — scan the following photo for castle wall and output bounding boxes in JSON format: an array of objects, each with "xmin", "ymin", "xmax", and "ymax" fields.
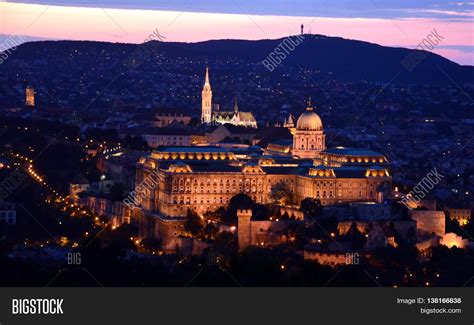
[{"xmin": 411, "ymin": 210, "xmax": 446, "ymax": 237}]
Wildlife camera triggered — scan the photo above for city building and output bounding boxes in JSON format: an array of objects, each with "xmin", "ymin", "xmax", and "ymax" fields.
[
  {"xmin": 25, "ymin": 86, "xmax": 35, "ymax": 107},
  {"xmin": 141, "ymin": 127, "xmax": 205, "ymax": 148},
  {"xmin": 201, "ymin": 67, "xmax": 257, "ymax": 128},
  {"xmin": 154, "ymin": 112, "xmax": 191, "ymax": 127},
  {"xmin": 237, "ymin": 209, "xmax": 292, "ymax": 251},
  {"xmin": 135, "ymin": 104, "xmax": 392, "ymax": 218},
  {"xmin": 206, "ymin": 124, "xmax": 258, "ymax": 143},
  {"xmin": 447, "ymin": 207, "xmax": 471, "ymax": 226},
  {"xmin": 292, "ymin": 100, "xmax": 326, "ymax": 158},
  {"xmin": 0, "ymin": 202, "xmax": 16, "ymax": 225}
]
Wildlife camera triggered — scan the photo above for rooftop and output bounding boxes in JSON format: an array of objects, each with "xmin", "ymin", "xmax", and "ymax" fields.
[
  {"xmin": 155, "ymin": 146, "xmax": 230, "ymax": 153},
  {"xmin": 323, "ymin": 147, "xmax": 384, "ymax": 157}
]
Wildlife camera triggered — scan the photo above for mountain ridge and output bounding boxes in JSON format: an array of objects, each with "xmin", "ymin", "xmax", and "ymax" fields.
[{"xmin": 3, "ymin": 34, "xmax": 471, "ymax": 85}]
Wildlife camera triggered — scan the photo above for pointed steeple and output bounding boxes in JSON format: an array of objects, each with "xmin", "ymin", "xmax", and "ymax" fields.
[
  {"xmin": 204, "ymin": 66, "xmax": 210, "ymax": 86},
  {"xmin": 283, "ymin": 113, "xmax": 295, "ymax": 128},
  {"xmin": 201, "ymin": 66, "xmax": 212, "ymax": 123},
  {"xmin": 233, "ymin": 97, "xmax": 239, "ymax": 114}
]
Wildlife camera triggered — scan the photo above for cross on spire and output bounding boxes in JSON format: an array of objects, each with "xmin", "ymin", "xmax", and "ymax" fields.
[{"xmin": 306, "ymin": 97, "xmax": 313, "ymax": 111}]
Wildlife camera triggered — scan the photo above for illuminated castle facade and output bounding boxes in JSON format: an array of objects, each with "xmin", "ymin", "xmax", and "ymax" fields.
[
  {"xmin": 201, "ymin": 67, "xmax": 257, "ymax": 128},
  {"xmin": 136, "ymin": 102, "xmax": 391, "ymax": 217}
]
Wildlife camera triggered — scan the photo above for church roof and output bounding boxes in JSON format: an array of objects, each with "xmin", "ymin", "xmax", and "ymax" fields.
[
  {"xmin": 156, "ymin": 146, "xmax": 230, "ymax": 153},
  {"xmin": 213, "ymin": 111, "xmax": 256, "ymax": 123},
  {"xmin": 237, "ymin": 112, "xmax": 256, "ymax": 122}
]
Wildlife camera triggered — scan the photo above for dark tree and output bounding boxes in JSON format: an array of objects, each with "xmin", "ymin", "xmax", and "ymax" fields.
[
  {"xmin": 270, "ymin": 181, "xmax": 294, "ymax": 205},
  {"xmin": 109, "ymin": 183, "xmax": 125, "ymax": 202},
  {"xmin": 344, "ymin": 221, "xmax": 367, "ymax": 250},
  {"xmin": 185, "ymin": 209, "xmax": 203, "ymax": 237},
  {"xmin": 300, "ymin": 197, "xmax": 322, "ymax": 218}
]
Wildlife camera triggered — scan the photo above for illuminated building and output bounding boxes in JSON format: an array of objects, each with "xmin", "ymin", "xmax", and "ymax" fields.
[
  {"xmin": 25, "ymin": 86, "xmax": 35, "ymax": 107},
  {"xmin": 135, "ymin": 103, "xmax": 392, "ymax": 217},
  {"xmin": 292, "ymin": 99, "xmax": 326, "ymax": 158},
  {"xmin": 200, "ymin": 67, "xmax": 257, "ymax": 128},
  {"xmin": 447, "ymin": 208, "xmax": 471, "ymax": 226},
  {"xmin": 201, "ymin": 67, "xmax": 212, "ymax": 123}
]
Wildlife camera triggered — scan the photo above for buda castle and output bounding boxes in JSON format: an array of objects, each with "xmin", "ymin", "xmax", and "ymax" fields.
[{"xmin": 135, "ymin": 99, "xmax": 391, "ymax": 218}]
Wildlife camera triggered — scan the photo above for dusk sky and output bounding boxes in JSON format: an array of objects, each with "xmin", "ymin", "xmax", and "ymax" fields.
[{"xmin": 0, "ymin": 0, "xmax": 473, "ymax": 64}]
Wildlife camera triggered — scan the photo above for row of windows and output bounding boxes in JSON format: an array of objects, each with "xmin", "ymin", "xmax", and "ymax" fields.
[
  {"xmin": 313, "ymin": 190, "xmax": 375, "ymax": 199},
  {"xmin": 172, "ymin": 196, "xmax": 231, "ymax": 205},
  {"xmin": 171, "ymin": 195, "xmax": 265, "ymax": 205},
  {"xmin": 0, "ymin": 212, "xmax": 15, "ymax": 218},
  {"xmin": 172, "ymin": 178, "xmax": 294, "ymax": 185},
  {"xmin": 171, "ymin": 185, "xmax": 269, "ymax": 194}
]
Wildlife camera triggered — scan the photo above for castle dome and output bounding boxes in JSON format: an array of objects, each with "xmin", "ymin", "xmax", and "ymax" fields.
[{"xmin": 296, "ymin": 104, "xmax": 323, "ymax": 131}]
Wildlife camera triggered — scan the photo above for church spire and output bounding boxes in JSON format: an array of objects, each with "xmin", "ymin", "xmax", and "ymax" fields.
[
  {"xmin": 233, "ymin": 97, "xmax": 239, "ymax": 113},
  {"xmin": 204, "ymin": 66, "xmax": 210, "ymax": 86},
  {"xmin": 201, "ymin": 66, "xmax": 212, "ymax": 123}
]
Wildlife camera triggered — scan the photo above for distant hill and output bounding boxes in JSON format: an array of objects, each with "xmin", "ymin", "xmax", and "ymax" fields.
[{"xmin": 3, "ymin": 34, "xmax": 472, "ymax": 85}]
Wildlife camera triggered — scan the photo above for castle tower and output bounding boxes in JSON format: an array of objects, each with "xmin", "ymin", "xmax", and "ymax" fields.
[
  {"xmin": 201, "ymin": 66, "xmax": 212, "ymax": 123},
  {"xmin": 292, "ymin": 98, "xmax": 326, "ymax": 158},
  {"xmin": 237, "ymin": 209, "xmax": 252, "ymax": 252},
  {"xmin": 25, "ymin": 86, "xmax": 35, "ymax": 107}
]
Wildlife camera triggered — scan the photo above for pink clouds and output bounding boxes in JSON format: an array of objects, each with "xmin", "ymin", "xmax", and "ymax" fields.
[{"xmin": 0, "ymin": 2, "xmax": 472, "ymax": 64}]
